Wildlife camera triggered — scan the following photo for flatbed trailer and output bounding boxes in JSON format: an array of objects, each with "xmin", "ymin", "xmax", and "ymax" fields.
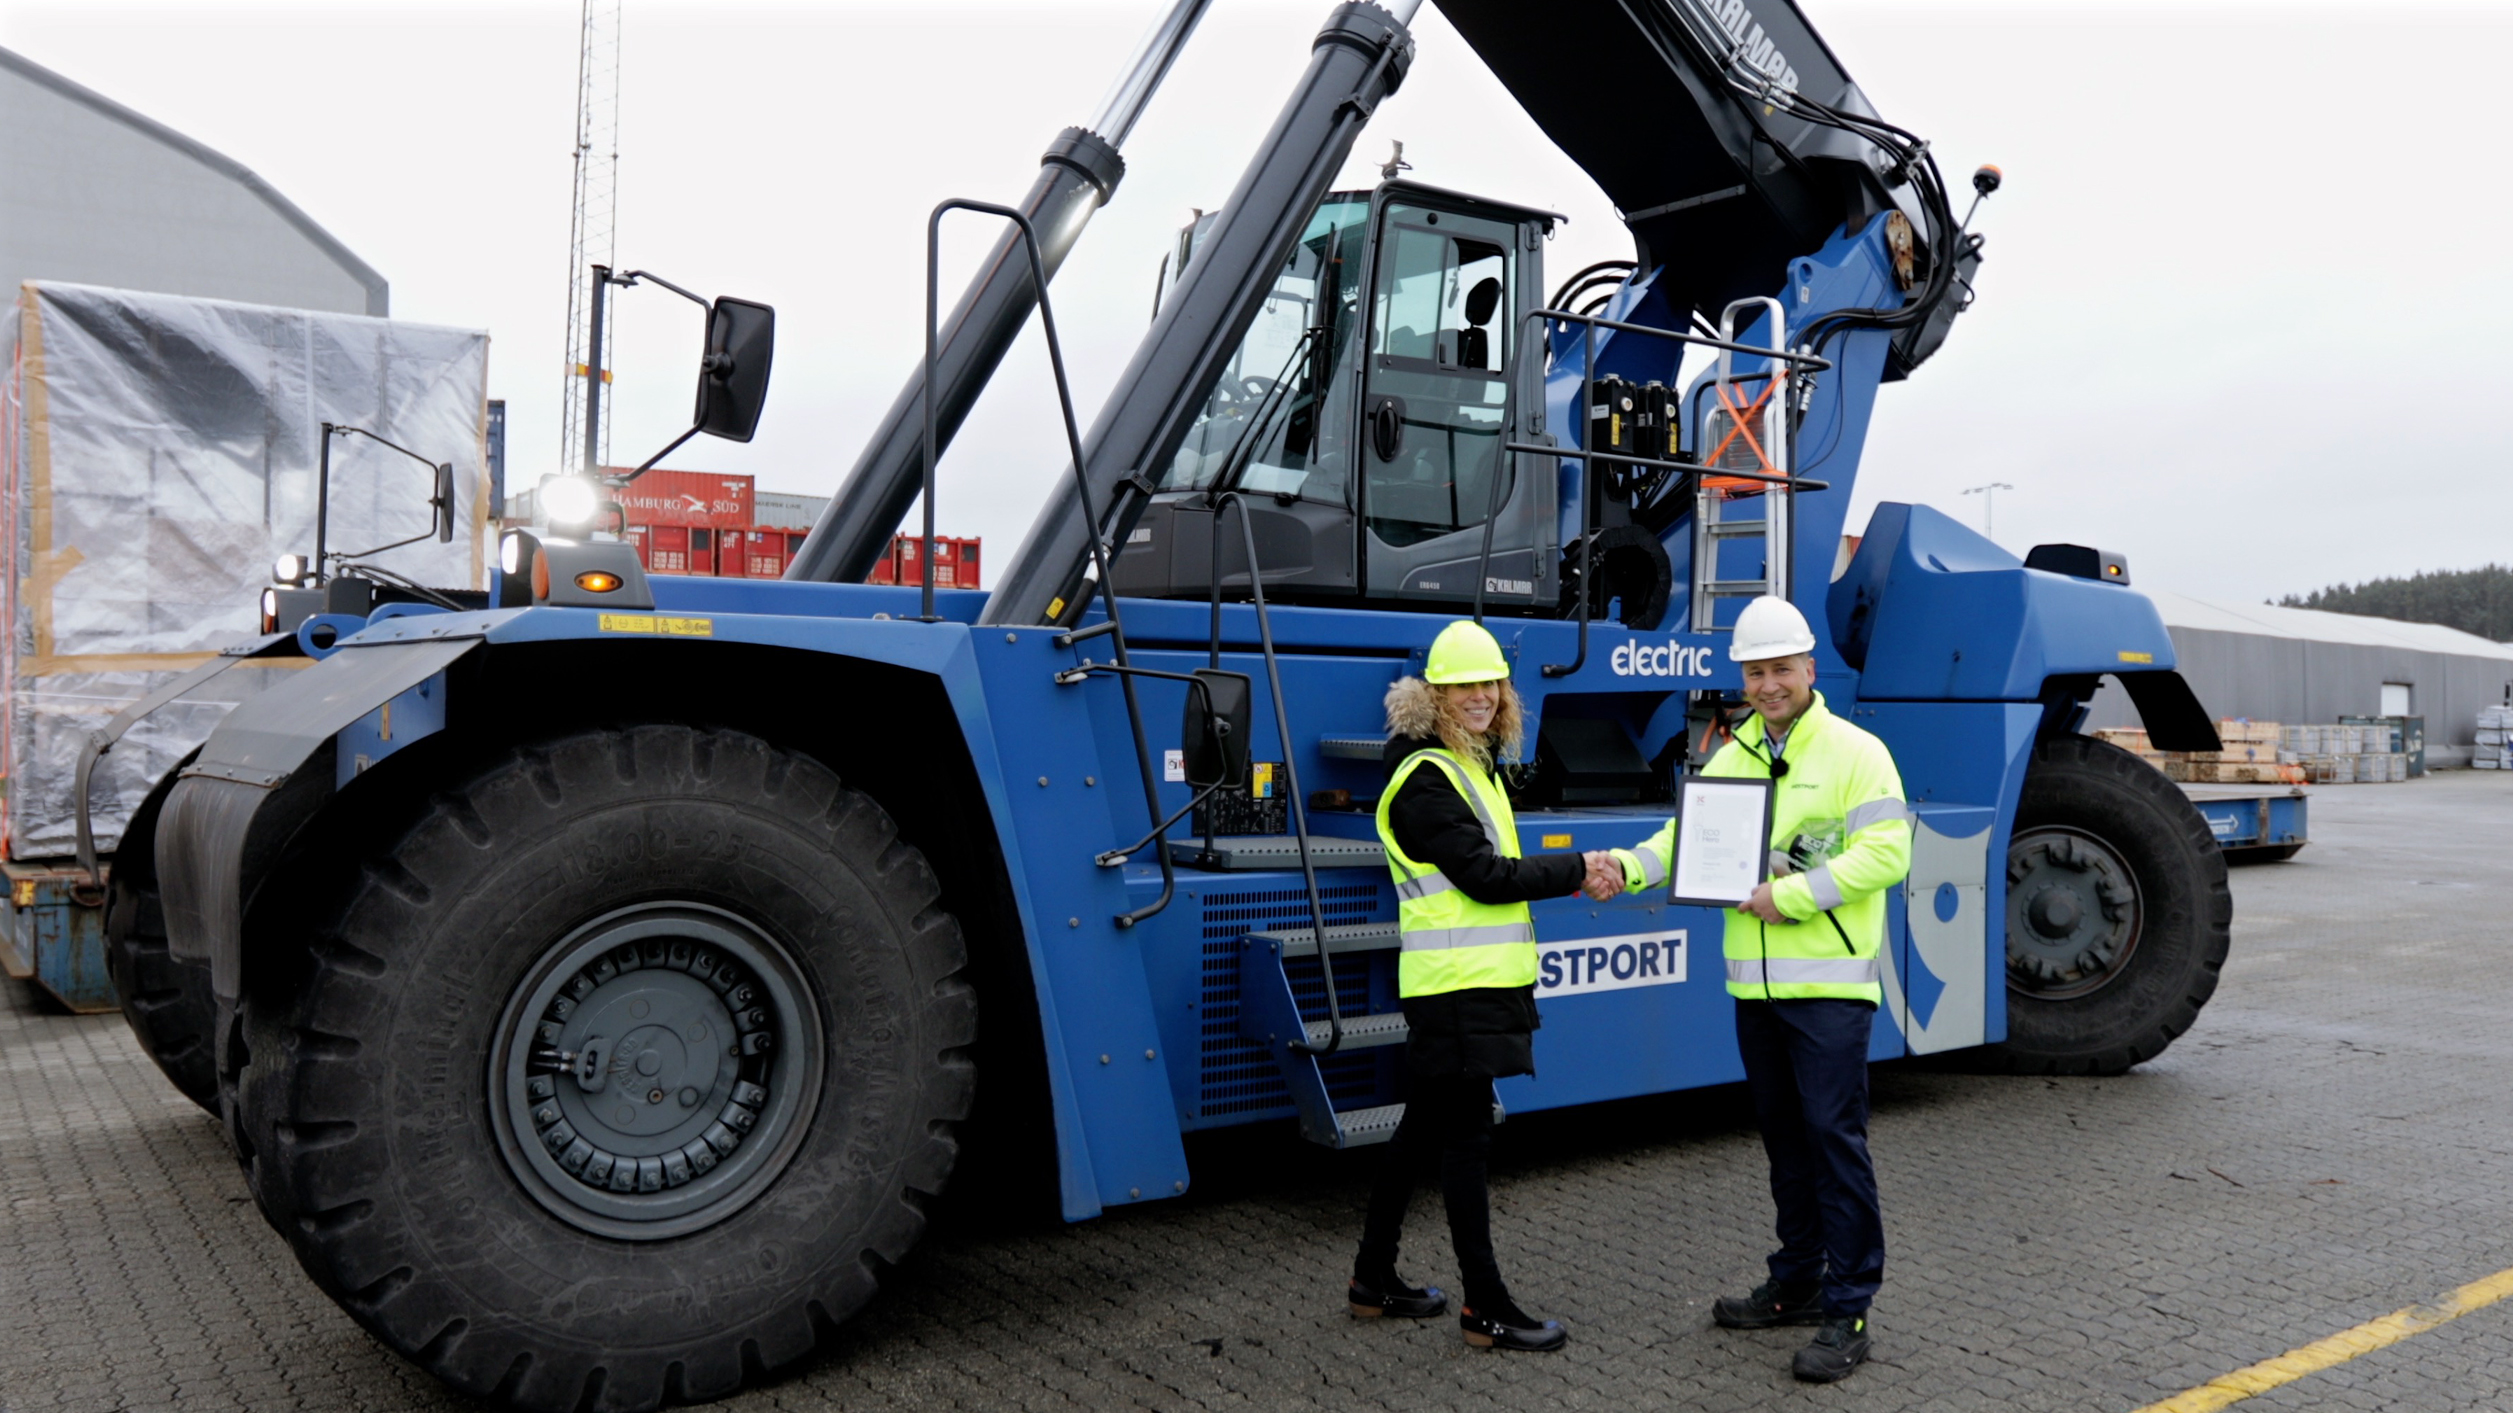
[{"xmin": 2181, "ymin": 783, "xmax": 2308, "ymax": 863}]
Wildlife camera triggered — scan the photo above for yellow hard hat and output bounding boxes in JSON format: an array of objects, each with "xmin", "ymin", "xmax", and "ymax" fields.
[{"xmin": 1425, "ymin": 621, "xmax": 1510, "ymax": 684}]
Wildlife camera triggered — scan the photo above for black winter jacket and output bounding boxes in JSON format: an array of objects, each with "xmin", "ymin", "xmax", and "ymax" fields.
[{"xmin": 1381, "ymin": 732, "xmax": 1584, "ymax": 1078}]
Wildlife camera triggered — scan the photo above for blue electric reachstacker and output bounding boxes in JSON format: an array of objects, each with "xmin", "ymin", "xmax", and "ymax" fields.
[{"xmin": 107, "ymin": 2, "xmax": 2232, "ymax": 1408}]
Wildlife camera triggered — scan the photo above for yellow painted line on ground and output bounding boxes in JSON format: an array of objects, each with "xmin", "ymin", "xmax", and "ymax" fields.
[{"xmin": 2133, "ymin": 1265, "xmax": 2513, "ymax": 1413}]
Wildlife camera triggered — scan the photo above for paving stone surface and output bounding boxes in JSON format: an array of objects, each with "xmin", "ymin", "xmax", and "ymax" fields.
[{"xmin": 4, "ymin": 772, "xmax": 2511, "ymax": 1412}]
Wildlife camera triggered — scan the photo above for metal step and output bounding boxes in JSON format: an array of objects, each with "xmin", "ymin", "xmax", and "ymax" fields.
[
  {"xmin": 1248, "ymin": 921, "xmax": 1402, "ymax": 958},
  {"xmin": 1705, "ymin": 519, "xmax": 1767, "ymax": 539},
  {"xmin": 1320, "ymin": 734, "xmax": 1388, "ymax": 761},
  {"xmin": 1329, "ymin": 1103, "xmax": 1408, "ymax": 1147},
  {"xmin": 1325, "ymin": 1097, "xmax": 1507, "ymax": 1149},
  {"xmin": 1169, "ymin": 835, "xmax": 1386, "ymax": 871},
  {"xmin": 1302, "ymin": 1010, "xmax": 1409, "ymax": 1051},
  {"xmin": 1700, "ymin": 578, "xmax": 1774, "ymax": 597}
]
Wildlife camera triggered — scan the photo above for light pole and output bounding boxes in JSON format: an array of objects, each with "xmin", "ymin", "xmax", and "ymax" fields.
[{"xmin": 1962, "ymin": 481, "xmax": 2014, "ymax": 539}]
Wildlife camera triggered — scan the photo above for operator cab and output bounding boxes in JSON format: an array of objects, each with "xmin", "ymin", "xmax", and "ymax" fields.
[{"xmin": 1112, "ymin": 181, "xmax": 1561, "ymax": 614}]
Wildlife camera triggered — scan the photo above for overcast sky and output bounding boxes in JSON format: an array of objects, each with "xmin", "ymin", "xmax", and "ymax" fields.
[{"xmin": 7, "ymin": 0, "xmax": 2510, "ymax": 603}]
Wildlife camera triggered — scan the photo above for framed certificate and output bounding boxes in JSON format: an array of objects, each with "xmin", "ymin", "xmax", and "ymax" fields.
[{"xmin": 1668, "ymin": 775, "xmax": 1775, "ymax": 909}]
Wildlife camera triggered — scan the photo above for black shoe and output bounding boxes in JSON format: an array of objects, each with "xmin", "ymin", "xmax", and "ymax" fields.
[
  {"xmin": 1460, "ymin": 1303, "xmax": 1567, "ymax": 1352},
  {"xmin": 1713, "ymin": 1277, "xmax": 1825, "ymax": 1329},
  {"xmin": 1349, "ymin": 1275, "xmax": 1448, "ymax": 1319},
  {"xmin": 1791, "ymin": 1314, "xmax": 1871, "ymax": 1382}
]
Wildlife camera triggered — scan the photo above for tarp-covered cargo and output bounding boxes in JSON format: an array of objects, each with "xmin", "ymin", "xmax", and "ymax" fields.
[{"xmin": 0, "ymin": 281, "xmax": 489, "ymax": 858}]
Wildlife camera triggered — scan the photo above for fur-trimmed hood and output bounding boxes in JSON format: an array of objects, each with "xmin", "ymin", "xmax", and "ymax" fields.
[{"xmin": 1384, "ymin": 675, "xmax": 1446, "ymax": 743}]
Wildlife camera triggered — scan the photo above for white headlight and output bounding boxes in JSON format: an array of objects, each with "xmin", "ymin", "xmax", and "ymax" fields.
[
  {"xmin": 272, "ymin": 553, "xmax": 310, "ymax": 585},
  {"xmin": 542, "ymin": 475, "xmax": 599, "ymax": 527},
  {"xmin": 500, "ymin": 531, "xmax": 524, "ymax": 576}
]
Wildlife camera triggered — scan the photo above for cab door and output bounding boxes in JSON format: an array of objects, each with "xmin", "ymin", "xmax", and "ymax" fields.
[{"xmin": 1358, "ymin": 196, "xmax": 1550, "ymax": 609}]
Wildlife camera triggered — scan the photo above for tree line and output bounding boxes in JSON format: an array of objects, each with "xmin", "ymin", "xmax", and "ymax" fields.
[{"xmin": 2278, "ymin": 565, "xmax": 2513, "ymax": 643}]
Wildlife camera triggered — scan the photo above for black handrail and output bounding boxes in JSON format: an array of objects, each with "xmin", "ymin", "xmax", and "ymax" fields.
[
  {"xmin": 1207, "ymin": 491, "xmax": 1345, "ymax": 1057},
  {"xmin": 925, "ymin": 199, "xmax": 1178, "ymax": 929},
  {"xmin": 1468, "ymin": 299, "xmax": 1830, "ymax": 675}
]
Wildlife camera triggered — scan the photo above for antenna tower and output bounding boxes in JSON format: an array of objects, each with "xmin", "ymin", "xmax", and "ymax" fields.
[{"xmin": 558, "ymin": 0, "xmax": 622, "ymax": 476}]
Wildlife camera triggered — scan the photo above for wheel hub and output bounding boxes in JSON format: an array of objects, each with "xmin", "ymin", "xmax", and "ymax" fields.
[
  {"xmin": 491, "ymin": 904, "xmax": 822, "ymax": 1239},
  {"xmin": 2006, "ymin": 826, "xmax": 2143, "ymax": 1000}
]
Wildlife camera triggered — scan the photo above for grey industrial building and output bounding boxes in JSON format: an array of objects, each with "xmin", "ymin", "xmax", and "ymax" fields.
[
  {"xmin": 2084, "ymin": 591, "xmax": 2513, "ymax": 766},
  {"xmin": 1, "ymin": 46, "xmax": 385, "ymax": 315}
]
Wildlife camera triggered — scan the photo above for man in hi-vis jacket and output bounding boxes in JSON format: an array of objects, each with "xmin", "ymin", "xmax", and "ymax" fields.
[{"xmin": 1608, "ymin": 595, "xmax": 1911, "ymax": 1383}]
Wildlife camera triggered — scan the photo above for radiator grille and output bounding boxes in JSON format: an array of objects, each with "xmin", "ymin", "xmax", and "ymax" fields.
[{"xmin": 1198, "ymin": 883, "xmax": 1390, "ymax": 1119}]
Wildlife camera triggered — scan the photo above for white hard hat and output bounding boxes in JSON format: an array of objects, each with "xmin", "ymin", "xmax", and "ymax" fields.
[{"xmin": 1729, "ymin": 595, "xmax": 1818, "ymax": 662}]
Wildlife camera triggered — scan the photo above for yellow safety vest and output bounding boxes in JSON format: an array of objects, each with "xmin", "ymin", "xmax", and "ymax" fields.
[
  {"xmin": 1375, "ymin": 749, "xmax": 1539, "ymax": 997},
  {"xmin": 1613, "ymin": 693, "xmax": 1911, "ymax": 1004}
]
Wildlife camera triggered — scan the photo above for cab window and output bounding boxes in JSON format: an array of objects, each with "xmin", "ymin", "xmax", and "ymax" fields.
[
  {"xmin": 1363, "ymin": 204, "xmax": 1515, "ymax": 549},
  {"xmin": 1160, "ymin": 196, "xmax": 1369, "ymax": 504}
]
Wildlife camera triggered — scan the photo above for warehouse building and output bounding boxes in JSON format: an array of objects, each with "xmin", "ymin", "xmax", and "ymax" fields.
[
  {"xmin": 2084, "ymin": 591, "xmax": 2513, "ymax": 766},
  {"xmin": 1, "ymin": 46, "xmax": 385, "ymax": 315}
]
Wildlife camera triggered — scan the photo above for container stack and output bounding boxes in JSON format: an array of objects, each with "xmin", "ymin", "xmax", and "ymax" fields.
[{"xmin": 2477, "ymin": 706, "xmax": 2513, "ymax": 770}]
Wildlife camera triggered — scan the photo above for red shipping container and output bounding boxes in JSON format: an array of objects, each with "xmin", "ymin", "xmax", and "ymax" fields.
[
  {"xmin": 610, "ymin": 468, "xmax": 753, "ymax": 529},
  {"xmin": 645, "ymin": 524, "xmax": 692, "ymax": 573}
]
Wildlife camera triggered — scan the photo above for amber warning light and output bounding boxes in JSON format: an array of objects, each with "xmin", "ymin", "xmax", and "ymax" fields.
[{"xmin": 575, "ymin": 570, "xmax": 624, "ymax": 594}]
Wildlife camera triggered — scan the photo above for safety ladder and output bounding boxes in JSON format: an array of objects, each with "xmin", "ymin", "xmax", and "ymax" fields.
[{"xmin": 1690, "ymin": 296, "xmax": 1793, "ymax": 630}]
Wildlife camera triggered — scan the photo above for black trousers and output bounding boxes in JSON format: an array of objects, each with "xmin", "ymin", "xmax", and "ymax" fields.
[
  {"xmin": 1354, "ymin": 1072, "xmax": 1509, "ymax": 1310},
  {"xmin": 1736, "ymin": 997, "xmax": 1885, "ymax": 1317}
]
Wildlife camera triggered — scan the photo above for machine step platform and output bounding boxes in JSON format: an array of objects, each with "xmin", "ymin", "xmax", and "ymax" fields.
[
  {"xmin": 1246, "ymin": 921, "xmax": 1402, "ymax": 958},
  {"xmin": 1237, "ymin": 923, "xmax": 1499, "ymax": 1148},
  {"xmin": 1170, "ymin": 835, "xmax": 1386, "ymax": 871},
  {"xmin": 1303, "ymin": 1011, "xmax": 1409, "ymax": 1051},
  {"xmin": 1319, "ymin": 734, "xmax": 1389, "ymax": 760}
]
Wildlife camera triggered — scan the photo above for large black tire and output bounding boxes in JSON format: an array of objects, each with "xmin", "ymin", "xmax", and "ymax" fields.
[
  {"xmin": 105, "ymin": 831, "xmax": 222, "ymax": 1114},
  {"xmin": 234, "ymin": 727, "xmax": 976, "ymax": 1413},
  {"xmin": 1987, "ymin": 734, "xmax": 2231, "ymax": 1075}
]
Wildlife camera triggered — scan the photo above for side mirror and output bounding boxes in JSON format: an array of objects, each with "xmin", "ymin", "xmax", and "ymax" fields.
[
  {"xmin": 434, "ymin": 462, "xmax": 456, "ymax": 543},
  {"xmin": 694, "ymin": 297, "xmax": 775, "ymax": 442},
  {"xmin": 1180, "ymin": 667, "xmax": 1253, "ymax": 790}
]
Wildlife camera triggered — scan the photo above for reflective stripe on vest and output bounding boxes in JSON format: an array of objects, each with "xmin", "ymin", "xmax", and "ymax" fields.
[
  {"xmin": 1727, "ymin": 955, "xmax": 1880, "ymax": 987},
  {"xmin": 1393, "ymin": 869, "xmax": 1455, "ymax": 902},
  {"xmin": 1400, "ymin": 919, "xmax": 1537, "ymax": 952},
  {"xmin": 1377, "ymin": 748, "xmax": 1538, "ymax": 997}
]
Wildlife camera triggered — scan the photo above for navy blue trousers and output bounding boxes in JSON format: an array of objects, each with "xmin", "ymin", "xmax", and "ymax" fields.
[{"xmin": 1734, "ymin": 998, "xmax": 1884, "ymax": 1317}]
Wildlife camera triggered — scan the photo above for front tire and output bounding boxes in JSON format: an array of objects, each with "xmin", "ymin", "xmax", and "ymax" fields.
[
  {"xmin": 105, "ymin": 863, "xmax": 221, "ymax": 1113},
  {"xmin": 1988, "ymin": 734, "xmax": 2230, "ymax": 1075},
  {"xmin": 236, "ymin": 727, "xmax": 975, "ymax": 1412}
]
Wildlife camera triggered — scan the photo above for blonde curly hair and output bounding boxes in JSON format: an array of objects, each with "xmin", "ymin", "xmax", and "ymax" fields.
[{"xmin": 1383, "ymin": 674, "xmax": 1525, "ymax": 773}]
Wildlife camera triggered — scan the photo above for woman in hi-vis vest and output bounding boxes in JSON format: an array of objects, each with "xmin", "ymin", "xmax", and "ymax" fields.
[{"xmin": 1353, "ymin": 621, "xmax": 1625, "ymax": 1353}]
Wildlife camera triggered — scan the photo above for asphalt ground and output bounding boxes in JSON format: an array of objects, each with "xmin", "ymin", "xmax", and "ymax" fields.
[{"xmin": 6, "ymin": 771, "xmax": 2513, "ymax": 1413}]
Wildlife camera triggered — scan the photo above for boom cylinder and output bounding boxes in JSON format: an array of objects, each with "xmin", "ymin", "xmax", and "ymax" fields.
[
  {"xmin": 785, "ymin": 0, "xmax": 1209, "ymax": 585},
  {"xmin": 980, "ymin": 2, "xmax": 1415, "ymax": 627}
]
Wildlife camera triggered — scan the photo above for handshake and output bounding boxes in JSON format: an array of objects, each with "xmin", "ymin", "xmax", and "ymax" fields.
[{"xmin": 1578, "ymin": 850, "xmax": 1626, "ymax": 902}]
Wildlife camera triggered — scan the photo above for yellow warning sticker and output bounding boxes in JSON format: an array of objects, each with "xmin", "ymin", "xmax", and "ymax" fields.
[
  {"xmin": 1541, "ymin": 833, "xmax": 1573, "ymax": 849},
  {"xmin": 2116, "ymin": 650, "xmax": 2154, "ymax": 664},
  {"xmin": 598, "ymin": 614, "xmax": 714, "ymax": 637}
]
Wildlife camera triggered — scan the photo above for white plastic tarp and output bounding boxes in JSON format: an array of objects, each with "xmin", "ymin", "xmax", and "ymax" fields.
[{"xmin": 2, "ymin": 281, "xmax": 490, "ymax": 858}]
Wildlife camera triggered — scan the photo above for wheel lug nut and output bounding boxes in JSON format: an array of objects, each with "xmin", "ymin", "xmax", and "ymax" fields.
[{"xmin": 679, "ymin": 1087, "xmax": 700, "ymax": 1108}]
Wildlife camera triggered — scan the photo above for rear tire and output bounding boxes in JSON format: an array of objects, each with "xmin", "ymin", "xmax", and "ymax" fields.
[
  {"xmin": 235, "ymin": 726, "xmax": 975, "ymax": 1412},
  {"xmin": 1987, "ymin": 734, "xmax": 2230, "ymax": 1075}
]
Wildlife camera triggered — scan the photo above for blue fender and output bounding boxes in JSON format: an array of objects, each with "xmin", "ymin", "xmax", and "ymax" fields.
[{"xmin": 1828, "ymin": 501, "xmax": 2178, "ymax": 699}]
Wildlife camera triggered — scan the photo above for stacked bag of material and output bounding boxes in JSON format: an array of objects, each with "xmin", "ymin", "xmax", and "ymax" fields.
[
  {"xmin": 2278, "ymin": 723, "xmax": 2409, "ymax": 783},
  {"xmin": 2164, "ymin": 720, "xmax": 2297, "ymax": 785},
  {"xmin": 2477, "ymin": 706, "xmax": 2513, "ymax": 770}
]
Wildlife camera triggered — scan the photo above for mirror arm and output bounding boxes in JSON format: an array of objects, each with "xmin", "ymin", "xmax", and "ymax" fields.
[
  {"xmin": 613, "ymin": 269, "xmax": 710, "ymax": 311},
  {"xmin": 614, "ymin": 425, "xmax": 703, "ymax": 487}
]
